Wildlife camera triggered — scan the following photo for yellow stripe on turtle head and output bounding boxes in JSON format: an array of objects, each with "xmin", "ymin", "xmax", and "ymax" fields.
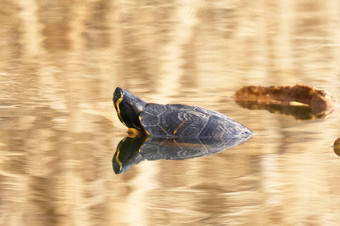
[
  {"xmin": 115, "ymin": 94, "xmax": 127, "ymax": 127},
  {"xmin": 115, "ymin": 94, "xmax": 124, "ymax": 115}
]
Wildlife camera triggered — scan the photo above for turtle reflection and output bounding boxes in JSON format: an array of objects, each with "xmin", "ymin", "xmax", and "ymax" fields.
[{"xmin": 113, "ymin": 135, "xmax": 252, "ymax": 174}]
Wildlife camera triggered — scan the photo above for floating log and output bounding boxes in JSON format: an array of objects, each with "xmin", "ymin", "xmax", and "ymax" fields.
[
  {"xmin": 234, "ymin": 84, "xmax": 336, "ymax": 119},
  {"xmin": 334, "ymin": 138, "xmax": 340, "ymax": 157}
]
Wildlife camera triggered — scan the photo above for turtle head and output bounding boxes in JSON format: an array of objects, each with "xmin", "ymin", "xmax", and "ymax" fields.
[{"xmin": 113, "ymin": 87, "xmax": 146, "ymax": 130}]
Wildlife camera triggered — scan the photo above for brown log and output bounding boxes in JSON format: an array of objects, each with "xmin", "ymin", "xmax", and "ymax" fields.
[{"xmin": 234, "ymin": 84, "xmax": 336, "ymax": 119}]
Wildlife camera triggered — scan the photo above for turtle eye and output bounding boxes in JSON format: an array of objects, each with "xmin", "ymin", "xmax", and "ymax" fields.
[
  {"xmin": 114, "ymin": 88, "xmax": 123, "ymax": 102},
  {"xmin": 116, "ymin": 91, "xmax": 121, "ymax": 99}
]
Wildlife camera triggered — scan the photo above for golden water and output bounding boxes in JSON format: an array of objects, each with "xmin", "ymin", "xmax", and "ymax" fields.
[{"xmin": 1, "ymin": 0, "xmax": 340, "ymax": 225}]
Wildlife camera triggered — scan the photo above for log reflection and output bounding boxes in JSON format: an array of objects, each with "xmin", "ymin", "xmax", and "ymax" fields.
[{"xmin": 235, "ymin": 100, "xmax": 330, "ymax": 120}]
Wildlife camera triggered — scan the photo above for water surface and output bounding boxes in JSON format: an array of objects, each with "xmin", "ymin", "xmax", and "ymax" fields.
[{"xmin": 1, "ymin": 0, "xmax": 340, "ymax": 225}]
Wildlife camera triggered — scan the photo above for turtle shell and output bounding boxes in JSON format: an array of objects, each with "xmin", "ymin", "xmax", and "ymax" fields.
[{"xmin": 139, "ymin": 103, "xmax": 253, "ymax": 139}]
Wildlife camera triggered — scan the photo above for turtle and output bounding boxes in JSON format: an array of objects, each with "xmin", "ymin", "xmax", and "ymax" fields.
[{"xmin": 113, "ymin": 87, "xmax": 253, "ymax": 140}]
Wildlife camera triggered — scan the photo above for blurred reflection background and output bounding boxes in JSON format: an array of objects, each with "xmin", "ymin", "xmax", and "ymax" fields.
[{"xmin": 1, "ymin": 0, "xmax": 340, "ymax": 225}]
